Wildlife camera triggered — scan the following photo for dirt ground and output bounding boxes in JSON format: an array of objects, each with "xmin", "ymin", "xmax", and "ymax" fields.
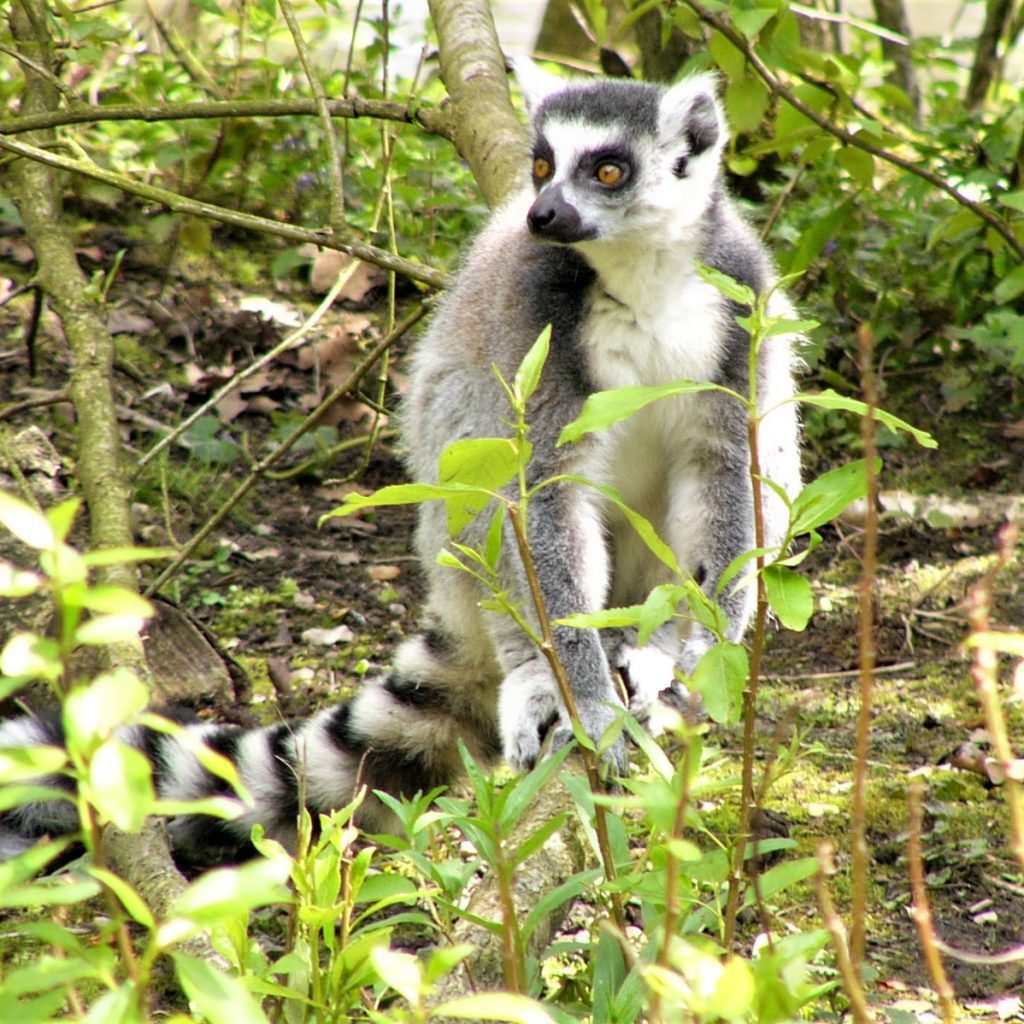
[{"xmin": 1, "ymin": 227, "xmax": 1023, "ymax": 1017}]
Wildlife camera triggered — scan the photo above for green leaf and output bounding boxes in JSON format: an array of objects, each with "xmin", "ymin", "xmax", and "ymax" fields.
[
  {"xmin": 0, "ymin": 491, "xmax": 54, "ymax": 550},
  {"xmin": 729, "ymin": 76, "xmax": 770, "ymax": 134},
  {"xmin": 763, "ymin": 564, "xmax": 813, "ymax": 630},
  {"xmin": 88, "ymin": 866, "xmax": 155, "ymax": 928},
  {"xmin": 796, "ymin": 389, "xmax": 936, "ymax": 447},
  {"xmin": 77, "ymin": 586, "xmax": 153, "ymax": 617},
  {"xmin": 994, "ymin": 263, "xmax": 1024, "ymax": 305},
  {"xmin": 171, "ymin": 953, "xmax": 272, "ymax": 1024},
  {"xmin": 692, "ymin": 643, "xmax": 747, "ymax": 725},
  {"xmin": 45, "ymin": 499, "xmax": 81, "ymax": 544},
  {"xmin": 560, "ymin": 477, "xmax": 681, "ymax": 574},
  {"xmin": 501, "ymin": 742, "xmax": 572, "ymax": 831},
  {"xmin": 522, "ymin": 868, "xmax": 602, "ymax": 946},
  {"xmin": 967, "ymin": 631, "xmax": 1024, "ymax": 657},
  {"xmin": 64, "ymin": 669, "xmax": 150, "ymax": 752},
  {"xmin": 558, "ymin": 381, "xmax": 722, "ymax": 446},
  {"xmin": 997, "ymin": 189, "xmax": 1024, "ymax": 213},
  {"xmin": 837, "ymin": 146, "xmax": 875, "ymax": 188},
  {"xmin": 0, "ymin": 561, "xmax": 41, "ymax": 597},
  {"xmin": 322, "ymin": 481, "xmax": 480, "ymax": 520},
  {"xmin": 370, "ymin": 947, "xmax": 423, "ymax": 1004},
  {"xmin": 0, "ymin": 742, "xmax": 67, "ymax": 783},
  {"xmin": 742, "ymin": 855, "xmax": 819, "ymax": 904},
  {"xmin": 788, "ymin": 459, "xmax": 877, "ymax": 536},
  {"xmin": 160, "ymin": 855, "xmax": 292, "ymax": 946},
  {"xmin": 438, "ymin": 438, "xmax": 525, "ymax": 535},
  {"xmin": 732, "ymin": 6, "xmax": 776, "ymax": 38},
  {"xmin": 86, "ymin": 741, "xmax": 154, "ymax": 832},
  {"xmin": 707, "ymin": 956, "xmax": 755, "ymax": 1017},
  {"xmin": 74, "ymin": 613, "xmax": 149, "ymax": 646},
  {"xmin": 696, "ymin": 261, "xmax": 756, "ymax": 306},
  {"xmin": 0, "ymin": 632, "xmax": 62, "ymax": 683},
  {"xmin": 783, "ymin": 197, "xmax": 854, "ymax": 276},
  {"xmin": 514, "ymin": 325, "xmax": 551, "ymax": 405}
]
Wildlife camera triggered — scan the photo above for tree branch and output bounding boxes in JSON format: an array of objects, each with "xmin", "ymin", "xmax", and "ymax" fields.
[
  {"xmin": 0, "ymin": 133, "xmax": 449, "ymax": 290},
  {"xmin": 683, "ymin": 0, "xmax": 1024, "ymax": 261},
  {"xmin": 0, "ymin": 96, "xmax": 452, "ymax": 142}
]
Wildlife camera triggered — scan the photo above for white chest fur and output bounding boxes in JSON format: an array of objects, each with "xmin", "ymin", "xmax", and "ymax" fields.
[{"xmin": 579, "ymin": 255, "xmax": 725, "ymax": 392}]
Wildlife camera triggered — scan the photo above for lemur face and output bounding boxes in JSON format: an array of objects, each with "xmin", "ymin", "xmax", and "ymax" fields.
[{"xmin": 516, "ymin": 64, "xmax": 727, "ymax": 248}]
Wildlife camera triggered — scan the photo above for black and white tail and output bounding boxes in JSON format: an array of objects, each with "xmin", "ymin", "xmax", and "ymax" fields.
[{"xmin": 0, "ymin": 629, "xmax": 503, "ymax": 865}]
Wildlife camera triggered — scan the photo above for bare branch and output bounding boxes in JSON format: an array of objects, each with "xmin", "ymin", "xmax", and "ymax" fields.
[
  {"xmin": 0, "ymin": 133, "xmax": 449, "ymax": 290},
  {"xmin": 683, "ymin": 0, "xmax": 1024, "ymax": 262},
  {"xmin": 0, "ymin": 96, "xmax": 452, "ymax": 141}
]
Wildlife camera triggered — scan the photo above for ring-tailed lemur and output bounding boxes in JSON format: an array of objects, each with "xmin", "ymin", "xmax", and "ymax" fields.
[{"xmin": 0, "ymin": 60, "xmax": 801, "ymax": 864}]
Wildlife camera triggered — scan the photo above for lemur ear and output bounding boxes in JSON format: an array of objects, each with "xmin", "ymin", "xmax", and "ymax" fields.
[
  {"xmin": 511, "ymin": 54, "xmax": 569, "ymax": 112},
  {"xmin": 658, "ymin": 74, "xmax": 725, "ymax": 159}
]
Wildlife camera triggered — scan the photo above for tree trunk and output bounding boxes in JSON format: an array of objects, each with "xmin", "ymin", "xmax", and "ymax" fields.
[
  {"xmin": 965, "ymin": 0, "xmax": 1015, "ymax": 109},
  {"xmin": 427, "ymin": 0, "xmax": 529, "ymax": 206},
  {"xmin": 871, "ymin": 0, "xmax": 921, "ymax": 119},
  {"xmin": 6, "ymin": 0, "xmax": 208, "ymax": 958}
]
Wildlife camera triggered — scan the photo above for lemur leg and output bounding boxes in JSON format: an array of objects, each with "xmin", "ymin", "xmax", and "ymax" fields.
[{"xmin": 488, "ymin": 485, "xmax": 625, "ymax": 771}]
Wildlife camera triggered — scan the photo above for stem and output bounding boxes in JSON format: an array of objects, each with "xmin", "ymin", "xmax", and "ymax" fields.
[
  {"xmin": 724, "ymin": 298, "xmax": 769, "ymax": 948},
  {"xmin": 851, "ymin": 322, "xmax": 879, "ymax": 969},
  {"xmin": 965, "ymin": 524, "xmax": 1024, "ymax": 878},
  {"xmin": 650, "ymin": 738, "xmax": 694, "ymax": 1024},
  {"xmin": 491, "ymin": 825, "xmax": 525, "ymax": 993},
  {"xmin": 907, "ymin": 781, "xmax": 958, "ymax": 1021},
  {"xmin": 816, "ymin": 842, "xmax": 872, "ymax": 1024},
  {"xmin": 504, "ymin": 502, "xmax": 627, "ymax": 932},
  {"xmin": 137, "ymin": 260, "xmax": 368, "ymax": 469},
  {"xmin": 278, "ymin": 0, "xmax": 346, "ymax": 233}
]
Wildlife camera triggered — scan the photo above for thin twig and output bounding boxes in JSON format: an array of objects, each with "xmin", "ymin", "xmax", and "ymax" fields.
[
  {"xmin": 683, "ymin": 0, "xmax": 1024, "ymax": 261},
  {"xmin": 816, "ymin": 842, "xmax": 872, "ymax": 1024},
  {"xmin": 505, "ymin": 503, "xmax": 627, "ymax": 933},
  {"xmin": 965, "ymin": 524, "xmax": 1024, "ymax": 878},
  {"xmin": 0, "ymin": 134, "xmax": 449, "ymax": 291},
  {"xmin": 137, "ymin": 260, "xmax": 364, "ymax": 469},
  {"xmin": 0, "ymin": 96, "xmax": 451, "ymax": 139},
  {"xmin": 0, "ymin": 40, "xmax": 80, "ymax": 104},
  {"xmin": 851, "ymin": 322, "xmax": 879, "ymax": 968},
  {"xmin": 0, "ymin": 386, "xmax": 70, "ymax": 422},
  {"xmin": 278, "ymin": 0, "xmax": 346, "ymax": 233},
  {"xmin": 908, "ymin": 781, "xmax": 958, "ymax": 1022}
]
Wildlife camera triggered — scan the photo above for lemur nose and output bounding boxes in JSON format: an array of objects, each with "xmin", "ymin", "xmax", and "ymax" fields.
[{"xmin": 527, "ymin": 188, "xmax": 591, "ymax": 243}]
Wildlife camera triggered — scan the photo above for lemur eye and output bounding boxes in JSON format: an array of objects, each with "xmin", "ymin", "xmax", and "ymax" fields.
[
  {"xmin": 533, "ymin": 157, "xmax": 552, "ymax": 180},
  {"xmin": 596, "ymin": 163, "xmax": 623, "ymax": 186}
]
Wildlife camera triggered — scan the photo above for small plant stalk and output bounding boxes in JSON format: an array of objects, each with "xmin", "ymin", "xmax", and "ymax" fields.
[
  {"xmin": 966, "ymin": 523, "xmax": 1024, "ymax": 877},
  {"xmin": 724, "ymin": 405, "xmax": 770, "ymax": 948},
  {"xmin": 907, "ymin": 781, "xmax": 957, "ymax": 1022},
  {"xmin": 505, "ymin": 502, "xmax": 627, "ymax": 932},
  {"xmin": 816, "ymin": 842, "xmax": 872, "ymax": 1024},
  {"xmin": 851, "ymin": 322, "xmax": 879, "ymax": 969},
  {"xmin": 490, "ymin": 822, "xmax": 525, "ymax": 993},
  {"xmin": 649, "ymin": 738, "xmax": 695, "ymax": 1024}
]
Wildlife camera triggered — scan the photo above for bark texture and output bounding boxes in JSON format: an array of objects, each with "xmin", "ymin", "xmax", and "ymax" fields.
[
  {"xmin": 871, "ymin": 0, "xmax": 921, "ymax": 118},
  {"xmin": 428, "ymin": 0, "xmax": 529, "ymax": 206},
  {"xmin": 6, "ymin": 0, "xmax": 205, "ymax": 955},
  {"xmin": 966, "ymin": 0, "xmax": 1015, "ymax": 109}
]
